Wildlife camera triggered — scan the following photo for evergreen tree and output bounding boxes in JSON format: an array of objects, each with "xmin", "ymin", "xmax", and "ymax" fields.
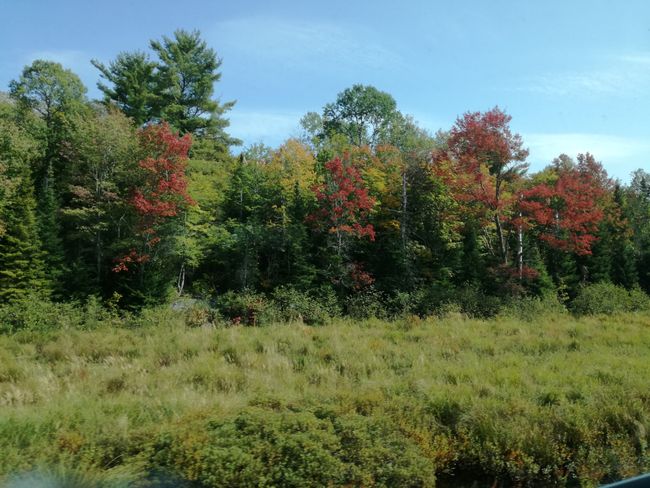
[
  {"xmin": 92, "ymin": 52, "xmax": 157, "ymax": 126},
  {"xmin": 9, "ymin": 60, "xmax": 89, "ymax": 292},
  {"xmin": 150, "ymin": 30, "xmax": 239, "ymax": 145},
  {"xmin": 458, "ymin": 220, "xmax": 484, "ymax": 286},
  {"xmin": 609, "ymin": 185, "xmax": 638, "ymax": 288},
  {"xmin": 627, "ymin": 170, "xmax": 650, "ymax": 292},
  {"xmin": 284, "ymin": 182, "xmax": 317, "ymax": 288},
  {"xmin": 0, "ymin": 117, "xmax": 47, "ymax": 300}
]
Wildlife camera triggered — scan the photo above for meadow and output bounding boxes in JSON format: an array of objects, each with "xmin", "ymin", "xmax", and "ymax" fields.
[{"xmin": 0, "ymin": 307, "xmax": 649, "ymax": 487}]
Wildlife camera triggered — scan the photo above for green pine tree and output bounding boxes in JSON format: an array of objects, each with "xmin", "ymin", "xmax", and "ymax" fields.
[{"xmin": 0, "ymin": 118, "xmax": 48, "ymax": 301}]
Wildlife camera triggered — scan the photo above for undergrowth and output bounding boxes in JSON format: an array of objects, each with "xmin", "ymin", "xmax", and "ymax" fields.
[{"xmin": 0, "ymin": 309, "xmax": 649, "ymax": 486}]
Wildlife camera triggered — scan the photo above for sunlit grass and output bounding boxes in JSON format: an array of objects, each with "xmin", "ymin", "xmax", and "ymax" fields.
[{"xmin": 0, "ymin": 311, "xmax": 649, "ymax": 486}]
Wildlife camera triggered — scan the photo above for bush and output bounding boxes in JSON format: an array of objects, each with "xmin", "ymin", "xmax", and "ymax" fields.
[
  {"xmin": 151, "ymin": 409, "xmax": 436, "ymax": 487},
  {"xmin": 571, "ymin": 283, "xmax": 650, "ymax": 316},
  {"xmin": 170, "ymin": 297, "xmax": 221, "ymax": 328},
  {"xmin": 269, "ymin": 287, "xmax": 333, "ymax": 325},
  {"xmin": 382, "ymin": 291, "xmax": 425, "ymax": 319},
  {"xmin": 500, "ymin": 294, "xmax": 568, "ymax": 321},
  {"xmin": 395, "ymin": 285, "xmax": 503, "ymax": 319},
  {"xmin": 0, "ymin": 295, "xmax": 121, "ymax": 334},
  {"xmin": 216, "ymin": 290, "xmax": 271, "ymax": 326},
  {"xmin": 442, "ymin": 286, "xmax": 503, "ymax": 318},
  {"xmin": 344, "ymin": 288, "xmax": 387, "ymax": 319}
]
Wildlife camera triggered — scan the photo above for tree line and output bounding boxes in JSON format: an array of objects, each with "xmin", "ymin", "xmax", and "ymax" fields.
[{"xmin": 1, "ymin": 29, "xmax": 649, "ymax": 313}]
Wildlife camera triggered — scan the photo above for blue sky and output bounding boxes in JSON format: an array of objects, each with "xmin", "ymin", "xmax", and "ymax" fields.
[{"xmin": 2, "ymin": 0, "xmax": 650, "ymax": 180}]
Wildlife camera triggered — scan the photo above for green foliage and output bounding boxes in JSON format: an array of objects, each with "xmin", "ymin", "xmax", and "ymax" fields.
[
  {"xmin": 93, "ymin": 29, "xmax": 240, "ymax": 157},
  {"xmin": 269, "ymin": 286, "xmax": 336, "ymax": 325},
  {"xmin": 9, "ymin": 60, "xmax": 87, "ymax": 123},
  {"xmin": 59, "ymin": 108, "xmax": 138, "ymax": 297},
  {"xmin": 153, "ymin": 409, "xmax": 436, "ymax": 487},
  {"xmin": 0, "ymin": 295, "xmax": 118, "ymax": 334},
  {"xmin": 345, "ymin": 288, "xmax": 388, "ymax": 319},
  {"xmin": 500, "ymin": 294, "xmax": 568, "ymax": 321},
  {"xmin": 150, "ymin": 30, "xmax": 236, "ymax": 142},
  {"xmin": 216, "ymin": 289, "xmax": 271, "ymax": 326},
  {"xmin": 0, "ymin": 116, "xmax": 48, "ymax": 301},
  {"xmin": 301, "ymin": 84, "xmax": 434, "ymax": 154},
  {"xmin": 445, "ymin": 286, "xmax": 504, "ymax": 318},
  {"xmin": 9, "ymin": 59, "xmax": 90, "ymax": 295},
  {"xmin": 4, "ymin": 48, "xmax": 650, "ymax": 340},
  {"xmin": 571, "ymin": 282, "xmax": 650, "ymax": 316},
  {"xmin": 92, "ymin": 51, "xmax": 157, "ymax": 127},
  {"xmin": 322, "ymin": 84, "xmax": 398, "ymax": 147},
  {"xmin": 0, "ymin": 310, "xmax": 650, "ymax": 486}
]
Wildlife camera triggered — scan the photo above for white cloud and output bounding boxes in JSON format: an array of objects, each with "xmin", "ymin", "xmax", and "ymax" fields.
[
  {"xmin": 619, "ymin": 53, "xmax": 650, "ymax": 65},
  {"xmin": 524, "ymin": 132, "xmax": 650, "ymax": 180},
  {"xmin": 525, "ymin": 72, "xmax": 630, "ymax": 96},
  {"xmin": 228, "ymin": 109, "xmax": 303, "ymax": 147},
  {"xmin": 208, "ymin": 17, "xmax": 403, "ymax": 73},
  {"xmin": 403, "ymin": 110, "xmax": 451, "ymax": 135},
  {"xmin": 522, "ymin": 53, "xmax": 650, "ymax": 97}
]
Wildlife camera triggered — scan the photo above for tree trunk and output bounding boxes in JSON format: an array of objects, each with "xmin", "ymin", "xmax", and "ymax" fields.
[
  {"xmin": 177, "ymin": 262, "xmax": 186, "ymax": 295},
  {"xmin": 96, "ymin": 231, "xmax": 102, "ymax": 284},
  {"xmin": 401, "ymin": 166, "xmax": 408, "ymax": 253},
  {"xmin": 494, "ymin": 213, "xmax": 508, "ymax": 265},
  {"xmin": 517, "ymin": 212, "xmax": 523, "ymax": 280}
]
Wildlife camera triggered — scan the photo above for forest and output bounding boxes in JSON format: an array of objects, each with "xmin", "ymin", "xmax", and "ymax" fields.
[
  {"xmin": 1, "ymin": 29, "xmax": 650, "ymax": 487},
  {"xmin": 0, "ymin": 29, "xmax": 649, "ymax": 319}
]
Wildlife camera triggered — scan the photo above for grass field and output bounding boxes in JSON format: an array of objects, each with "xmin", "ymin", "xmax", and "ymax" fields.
[{"xmin": 1, "ymin": 310, "xmax": 649, "ymax": 487}]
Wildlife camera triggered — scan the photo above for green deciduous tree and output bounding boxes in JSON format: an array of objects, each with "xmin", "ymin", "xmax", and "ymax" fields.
[
  {"xmin": 60, "ymin": 107, "xmax": 139, "ymax": 296},
  {"xmin": 9, "ymin": 60, "xmax": 87, "ymax": 126}
]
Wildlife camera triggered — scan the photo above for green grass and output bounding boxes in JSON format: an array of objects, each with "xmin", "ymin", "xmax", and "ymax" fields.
[{"xmin": 1, "ymin": 311, "xmax": 649, "ymax": 486}]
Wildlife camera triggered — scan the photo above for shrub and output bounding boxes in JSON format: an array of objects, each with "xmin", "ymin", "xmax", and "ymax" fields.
[
  {"xmin": 171, "ymin": 299, "xmax": 219, "ymax": 328},
  {"xmin": 344, "ymin": 288, "xmax": 387, "ymax": 319},
  {"xmin": 571, "ymin": 283, "xmax": 650, "ymax": 315},
  {"xmin": 269, "ymin": 287, "xmax": 331, "ymax": 325},
  {"xmin": 500, "ymin": 294, "xmax": 567, "ymax": 321},
  {"xmin": 216, "ymin": 290, "xmax": 271, "ymax": 326},
  {"xmin": 397, "ymin": 285, "xmax": 503, "ymax": 319},
  {"xmin": 443, "ymin": 286, "xmax": 503, "ymax": 318},
  {"xmin": 0, "ymin": 296, "xmax": 89, "ymax": 334},
  {"xmin": 151, "ymin": 409, "xmax": 436, "ymax": 487},
  {"xmin": 0, "ymin": 295, "xmax": 126, "ymax": 334},
  {"xmin": 383, "ymin": 291, "xmax": 423, "ymax": 318}
]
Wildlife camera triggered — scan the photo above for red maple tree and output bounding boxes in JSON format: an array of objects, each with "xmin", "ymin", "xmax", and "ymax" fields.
[
  {"xmin": 309, "ymin": 155, "xmax": 375, "ymax": 256},
  {"xmin": 434, "ymin": 107, "xmax": 528, "ymax": 264},
  {"xmin": 113, "ymin": 123, "xmax": 195, "ymax": 272},
  {"xmin": 521, "ymin": 153, "xmax": 608, "ymax": 255}
]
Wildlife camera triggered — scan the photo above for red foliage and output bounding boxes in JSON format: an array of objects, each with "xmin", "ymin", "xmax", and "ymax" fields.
[
  {"xmin": 349, "ymin": 262, "xmax": 375, "ymax": 290},
  {"xmin": 489, "ymin": 263, "xmax": 540, "ymax": 296},
  {"xmin": 309, "ymin": 156, "xmax": 376, "ymax": 241},
  {"xmin": 521, "ymin": 153, "xmax": 608, "ymax": 255},
  {"xmin": 113, "ymin": 123, "xmax": 195, "ymax": 273},
  {"xmin": 112, "ymin": 249, "xmax": 150, "ymax": 273},
  {"xmin": 435, "ymin": 107, "xmax": 528, "ymax": 216},
  {"xmin": 132, "ymin": 123, "xmax": 194, "ymax": 218}
]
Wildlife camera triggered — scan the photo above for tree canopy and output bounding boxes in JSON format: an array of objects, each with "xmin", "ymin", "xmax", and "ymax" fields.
[{"xmin": 0, "ymin": 32, "xmax": 648, "ymax": 314}]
